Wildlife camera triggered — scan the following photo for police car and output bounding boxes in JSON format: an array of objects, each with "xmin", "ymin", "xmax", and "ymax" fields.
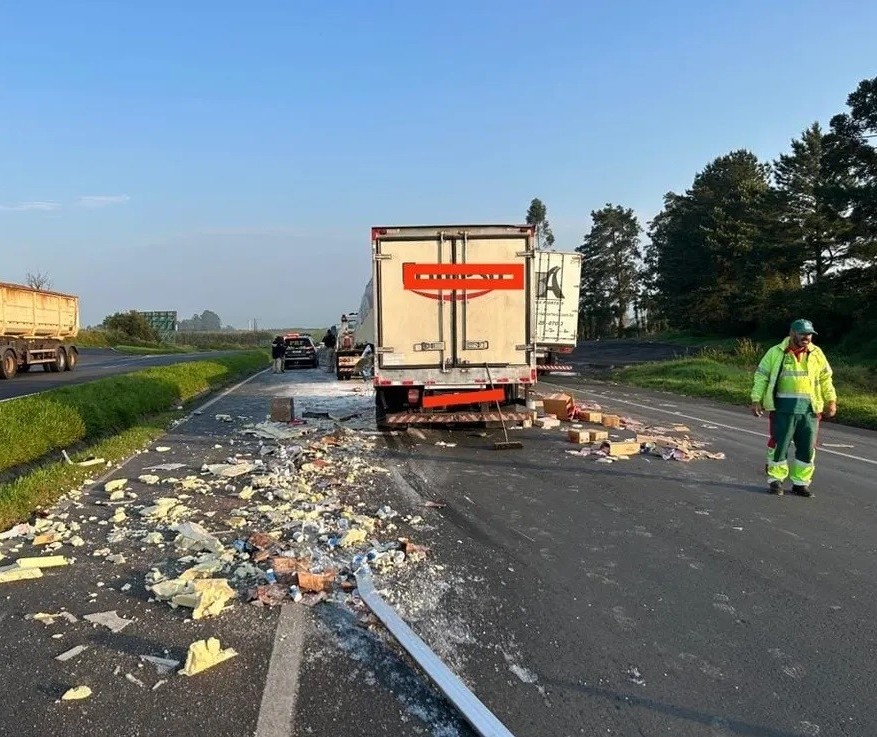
[{"xmin": 283, "ymin": 334, "xmax": 319, "ymax": 369}]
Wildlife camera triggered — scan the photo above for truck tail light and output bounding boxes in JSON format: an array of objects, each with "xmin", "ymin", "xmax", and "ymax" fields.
[{"xmin": 407, "ymin": 389, "xmax": 419, "ymax": 404}]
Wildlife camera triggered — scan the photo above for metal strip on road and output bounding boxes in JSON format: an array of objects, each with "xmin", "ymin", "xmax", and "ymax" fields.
[
  {"xmin": 542, "ymin": 381, "xmax": 877, "ymax": 467},
  {"xmin": 355, "ymin": 567, "xmax": 516, "ymax": 737},
  {"xmin": 255, "ymin": 604, "xmax": 308, "ymax": 737}
]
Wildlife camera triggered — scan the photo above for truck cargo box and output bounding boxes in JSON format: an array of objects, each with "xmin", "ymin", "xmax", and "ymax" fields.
[
  {"xmin": 0, "ymin": 282, "xmax": 80, "ymax": 379},
  {"xmin": 369, "ymin": 225, "xmax": 536, "ymax": 426},
  {"xmin": 0, "ymin": 282, "xmax": 79, "ymax": 339}
]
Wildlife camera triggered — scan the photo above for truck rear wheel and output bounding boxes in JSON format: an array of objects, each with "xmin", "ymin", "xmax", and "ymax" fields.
[
  {"xmin": 49, "ymin": 347, "xmax": 67, "ymax": 373},
  {"xmin": 65, "ymin": 349, "xmax": 77, "ymax": 371},
  {"xmin": 1, "ymin": 350, "xmax": 17, "ymax": 380}
]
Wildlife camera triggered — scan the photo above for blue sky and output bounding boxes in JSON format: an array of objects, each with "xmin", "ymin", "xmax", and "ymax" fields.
[{"xmin": 2, "ymin": 1, "xmax": 875, "ymax": 329}]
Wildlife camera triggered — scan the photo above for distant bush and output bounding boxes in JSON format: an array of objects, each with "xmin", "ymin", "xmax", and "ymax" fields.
[{"xmin": 102, "ymin": 311, "xmax": 161, "ymax": 343}]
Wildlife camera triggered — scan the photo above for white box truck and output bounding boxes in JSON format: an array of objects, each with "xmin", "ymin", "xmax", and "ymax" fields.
[
  {"xmin": 365, "ymin": 225, "xmax": 537, "ymax": 427},
  {"xmin": 534, "ymin": 251, "xmax": 581, "ymax": 374}
]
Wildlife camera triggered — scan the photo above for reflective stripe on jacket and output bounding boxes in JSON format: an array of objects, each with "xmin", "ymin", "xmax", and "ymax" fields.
[{"xmin": 751, "ymin": 337, "xmax": 837, "ymax": 413}]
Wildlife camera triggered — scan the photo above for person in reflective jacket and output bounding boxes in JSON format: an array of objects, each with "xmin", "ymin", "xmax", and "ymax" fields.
[{"xmin": 750, "ymin": 319, "xmax": 837, "ymax": 497}]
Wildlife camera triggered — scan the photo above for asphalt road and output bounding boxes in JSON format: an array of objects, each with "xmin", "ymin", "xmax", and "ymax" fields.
[
  {"xmin": 1, "ymin": 366, "xmax": 875, "ymax": 736},
  {"xmin": 0, "ymin": 349, "xmax": 247, "ymax": 401},
  {"xmin": 384, "ymin": 376, "xmax": 877, "ymax": 736},
  {"xmin": 567, "ymin": 339, "xmax": 701, "ymax": 369}
]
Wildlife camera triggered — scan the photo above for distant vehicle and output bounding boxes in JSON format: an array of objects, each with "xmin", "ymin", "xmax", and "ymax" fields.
[
  {"xmin": 334, "ymin": 306, "xmax": 370, "ymax": 380},
  {"xmin": 1, "ymin": 282, "xmax": 80, "ymax": 380},
  {"xmin": 283, "ymin": 333, "xmax": 318, "ymax": 369}
]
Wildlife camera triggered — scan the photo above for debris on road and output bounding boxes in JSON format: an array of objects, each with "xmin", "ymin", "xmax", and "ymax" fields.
[
  {"xmin": 140, "ymin": 655, "xmax": 180, "ymax": 675},
  {"xmin": 531, "ymin": 392, "xmax": 726, "ymax": 463},
  {"xmin": 1, "ymin": 555, "xmax": 69, "ymax": 584},
  {"xmin": 1, "ymin": 375, "xmax": 441, "ymax": 702},
  {"xmin": 55, "ymin": 645, "xmax": 88, "ymax": 662},
  {"xmin": 144, "ymin": 463, "xmax": 187, "ymax": 472},
  {"xmin": 178, "ymin": 637, "xmax": 238, "ymax": 676},
  {"xmin": 83, "ymin": 610, "xmax": 133, "ymax": 633},
  {"xmin": 30, "ymin": 611, "xmax": 78, "ymax": 625},
  {"xmin": 62, "ymin": 450, "xmax": 106, "ymax": 467},
  {"xmin": 125, "ymin": 673, "xmax": 146, "ymax": 688},
  {"xmin": 60, "ymin": 686, "xmax": 92, "ymax": 701}
]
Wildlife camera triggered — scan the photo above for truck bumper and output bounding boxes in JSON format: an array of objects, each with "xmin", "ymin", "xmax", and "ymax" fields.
[{"xmin": 382, "ymin": 410, "xmax": 533, "ymax": 425}]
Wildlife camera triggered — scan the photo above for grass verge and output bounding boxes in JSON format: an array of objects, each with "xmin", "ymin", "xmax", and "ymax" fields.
[
  {"xmin": 615, "ymin": 341, "xmax": 877, "ymax": 430},
  {"xmin": 0, "ymin": 351, "xmax": 268, "ymax": 474},
  {"xmin": 0, "ymin": 413, "xmax": 175, "ymax": 530}
]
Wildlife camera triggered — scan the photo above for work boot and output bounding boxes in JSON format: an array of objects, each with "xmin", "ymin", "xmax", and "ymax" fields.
[
  {"xmin": 792, "ymin": 485, "xmax": 813, "ymax": 497},
  {"xmin": 768, "ymin": 481, "xmax": 783, "ymax": 495}
]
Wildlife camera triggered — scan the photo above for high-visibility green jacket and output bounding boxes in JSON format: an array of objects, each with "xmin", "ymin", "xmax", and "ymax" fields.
[{"xmin": 750, "ymin": 338, "xmax": 837, "ymax": 413}]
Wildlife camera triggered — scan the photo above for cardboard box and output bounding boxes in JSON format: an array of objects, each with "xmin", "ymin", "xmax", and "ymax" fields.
[
  {"xmin": 568, "ymin": 429, "xmax": 589, "ymax": 444},
  {"xmin": 601, "ymin": 414, "xmax": 621, "ymax": 428},
  {"xmin": 602, "ymin": 440, "xmax": 641, "ymax": 456},
  {"xmin": 535, "ymin": 417, "xmax": 561, "ymax": 429},
  {"xmin": 270, "ymin": 397, "xmax": 295, "ymax": 423},
  {"xmin": 542, "ymin": 393, "xmax": 573, "ymax": 420}
]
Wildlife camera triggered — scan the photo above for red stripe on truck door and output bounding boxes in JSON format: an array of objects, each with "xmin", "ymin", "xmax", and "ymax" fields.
[
  {"xmin": 421, "ymin": 388, "xmax": 505, "ymax": 409},
  {"xmin": 402, "ymin": 263, "xmax": 525, "ymax": 291}
]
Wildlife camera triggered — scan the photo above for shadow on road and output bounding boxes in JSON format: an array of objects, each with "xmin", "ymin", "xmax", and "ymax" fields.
[{"xmin": 543, "ymin": 678, "xmax": 809, "ymax": 737}]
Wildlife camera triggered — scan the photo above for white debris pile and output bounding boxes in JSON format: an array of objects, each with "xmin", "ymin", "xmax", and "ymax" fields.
[{"xmin": 0, "ymin": 378, "xmax": 441, "ymax": 699}]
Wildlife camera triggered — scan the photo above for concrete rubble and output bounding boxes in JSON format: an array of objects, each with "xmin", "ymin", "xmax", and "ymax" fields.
[{"xmin": 0, "ymin": 379, "xmax": 436, "ymax": 699}]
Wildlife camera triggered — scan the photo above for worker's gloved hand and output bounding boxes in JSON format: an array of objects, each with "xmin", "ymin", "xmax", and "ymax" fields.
[
  {"xmin": 825, "ymin": 401, "xmax": 837, "ymax": 418},
  {"xmin": 751, "ymin": 402, "xmax": 764, "ymax": 417}
]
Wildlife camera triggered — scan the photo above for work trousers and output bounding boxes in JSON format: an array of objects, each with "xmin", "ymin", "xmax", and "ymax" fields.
[{"xmin": 766, "ymin": 411, "xmax": 818, "ymax": 486}]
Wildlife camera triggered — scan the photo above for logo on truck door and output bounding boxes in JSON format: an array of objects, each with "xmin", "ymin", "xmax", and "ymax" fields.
[
  {"xmin": 402, "ymin": 263, "xmax": 525, "ymax": 301},
  {"xmin": 536, "ymin": 265, "xmax": 564, "ymax": 299}
]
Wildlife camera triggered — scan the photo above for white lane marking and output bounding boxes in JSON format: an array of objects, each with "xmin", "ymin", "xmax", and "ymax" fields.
[
  {"xmin": 192, "ymin": 367, "xmax": 270, "ymax": 414},
  {"xmin": 255, "ymin": 604, "xmax": 307, "ymax": 737},
  {"xmin": 542, "ymin": 381, "xmax": 877, "ymax": 467},
  {"xmin": 0, "ymin": 392, "xmax": 39, "ymax": 403}
]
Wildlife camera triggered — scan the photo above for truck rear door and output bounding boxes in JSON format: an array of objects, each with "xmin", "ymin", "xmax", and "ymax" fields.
[
  {"xmin": 535, "ymin": 252, "xmax": 582, "ymax": 346},
  {"xmin": 373, "ymin": 226, "xmax": 533, "ymax": 372}
]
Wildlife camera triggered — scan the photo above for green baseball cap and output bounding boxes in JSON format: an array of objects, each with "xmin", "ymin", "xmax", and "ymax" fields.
[{"xmin": 790, "ymin": 319, "xmax": 817, "ymax": 335}]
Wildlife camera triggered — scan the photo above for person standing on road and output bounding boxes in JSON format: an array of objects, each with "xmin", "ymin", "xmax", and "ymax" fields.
[
  {"xmin": 271, "ymin": 335, "xmax": 285, "ymax": 374},
  {"xmin": 321, "ymin": 329, "xmax": 337, "ymax": 373},
  {"xmin": 750, "ymin": 319, "xmax": 837, "ymax": 497}
]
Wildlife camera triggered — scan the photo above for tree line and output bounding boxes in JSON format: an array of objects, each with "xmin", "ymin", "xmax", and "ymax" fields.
[{"xmin": 528, "ymin": 75, "xmax": 877, "ymax": 345}]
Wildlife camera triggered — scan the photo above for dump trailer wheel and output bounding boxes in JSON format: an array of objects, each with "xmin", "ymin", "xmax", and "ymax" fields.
[
  {"xmin": 1, "ymin": 350, "xmax": 17, "ymax": 380},
  {"xmin": 66, "ymin": 349, "xmax": 77, "ymax": 371},
  {"xmin": 50, "ymin": 347, "xmax": 67, "ymax": 373}
]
